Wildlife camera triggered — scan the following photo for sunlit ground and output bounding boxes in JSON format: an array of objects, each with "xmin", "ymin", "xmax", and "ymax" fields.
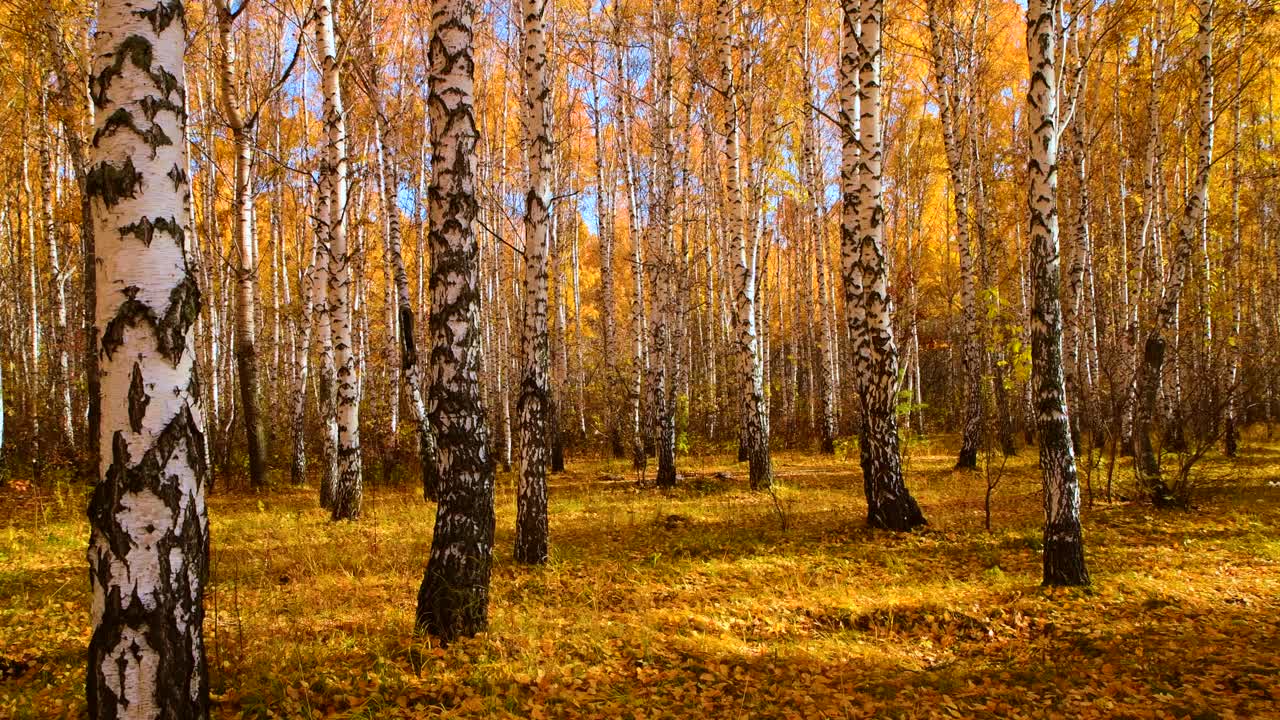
[{"xmin": 2, "ymin": 434, "xmax": 1278, "ymax": 718}]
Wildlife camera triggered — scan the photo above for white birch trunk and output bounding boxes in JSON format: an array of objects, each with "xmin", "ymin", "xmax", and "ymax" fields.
[
  {"xmin": 38, "ymin": 88, "xmax": 74, "ymax": 446},
  {"xmin": 612, "ymin": 3, "xmax": 647, "ymax": 470},
  {"xmin": 516, "ymin": 0, "xmax": 553, "ymax": 564},
  {"xmin": 215, "ymin": 0, "xmax": 267, "ymax": 488},
  {"xmin": 801, "ymin": 11, "xmax": 836, "ymax": 454},
  {"xmin": 718, "ymin": 0, "xmax": 771, "ymax": 490},
  {"xmin": 416, "ymin": 0, "xmax": 496, "ymax": 641},
  {"xmin": 842, "ymin": 0, "xmax": 925, "ymax": 530},
  {"xmin": 318, "ymin": 0, "xmax": 362, "ymax": 519},
  {"xmin": 369, "ymin": 60, "xmax": 440, "ymax": 500},
  {"xmin": 926, "ymin": 2, "xmax": 982, "ymax": 468},
  {"xmin": 1132, "ymin": 0, "xmax": 1214, "ymax": 502},
  {"xmin": 588, "ymin": 39, "xmax": 622, "ymax": 456},
  {"xmin": 86, "ymin": 0, "xmax": 210, "ymax": 712},
  {"xmin": 1026, "ymin": 0, "xmax": 1088, "ymax": 584}
]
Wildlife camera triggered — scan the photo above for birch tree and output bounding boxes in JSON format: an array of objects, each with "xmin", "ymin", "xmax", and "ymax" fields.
[
  {"xmin": 799, "ymin": 5, "xmax": 836, "ymax": 455},
  {"xmin": 842, "ymin": 0, "xmax": 926, "ymax": 530},
  {"xmin": 317, "ymin": 0, "xmax": 362, "ymax": 519},
  {"xmin": 214, "ymin": 0, "xmax": 267, "ymax": 488},
  {"xmin": 612, "ymin": 2, "xmax": 647, "ymax": 471},
  {"xmin": 361, "ymin": 38, "xmax": 441, "ymax": 501},
  {"xmin": 292, "ymin": 223, "xmax": 319, "ymax": 486},
  {"xmin": 588, "ymin": 34, "xmax": 622, "ymax": 457},
  {"xmin": 719, "ymin": 0, "xmax": 772, "ymax": 490},
  {"xmin": 1131, "ymin": 0, "xmax": 1215, "ymax": 505},
  {"xmin": 516, "ymin": 0, "xmax": 553, "ymax": 564},
  {"xmin": 1026, "ymin": 0, "xmax": 1088, "ymax": 585},
  {"xmin": 650, "ymin": 0, "xmax": 678, "ymax": 489},
  {"xmin": 313, "ymin": 152, "xmax": 340, "ymax": 508},
  {"xmin": 85, "ymin": 0, "xmax": 210, "ymax": 713},
  {"xmin": 38, "ymin": 85, "xmax": 74, "ymax": 448},
  {"xmin": 416, "ymin": 0, "xmax": 496, "ymax": 640},
  {"xmin": 1224, "ymin": 33, "xmax": 1243, "ymax": 458},
  {"xmin": 926, "ymin": 0, "xmax": 982, "ymax": 470}
]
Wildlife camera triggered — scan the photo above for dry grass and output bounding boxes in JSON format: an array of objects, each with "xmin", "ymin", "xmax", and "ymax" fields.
[{"xmin": 2, "ymin": 436, "xmax": 1278, "ymax": 718}]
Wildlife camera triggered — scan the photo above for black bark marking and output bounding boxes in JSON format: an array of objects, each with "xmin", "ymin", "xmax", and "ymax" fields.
[
  {"xmin": 138, "ymin": 95, "xmax": 184, "ymax": 122},
  {"xmin": 92, "ymin": 36, "xmax": 154, "ymax": 107},
  {"xmin": 167, "ymin": 165, "xmax": 188, "ymax": 192},
  {"xmin": 187, "ymin": 364, "xmax": 202, "ymax": 401},
  {"xmin": 119, "ymin": 216, "xmax": 183, "ymax": 247},
  {"xmin": 101, "ymin": 274, "xmax": 201, "ymax": 364},
  {"xmin": 135, "ymin": 0, "xmax": 185, "ymax": 34},
  {"xmin": 93, "ymin": 37, "xmax": 181, "ymax": 109},
  {"xmin": 152, "ymin": 67, "xmax": 182, "ymax": 103},
  {"xmin": 93, "ymin": 108, "xmax": 173, "ymax": 157},
  {"xmin": 399, "ymin": 307, "xmax": 417, "ymax": 369},
  {"xmin": 85, "ymin": 158, "xmax": 143, "ymax": 208},
  {"xmin": 91, "ymin": 35, "xmax": 185, "ymax": 111},
  {"xmin": 128, "ymin": 363, "xmax": 149, "ymax": 433}
]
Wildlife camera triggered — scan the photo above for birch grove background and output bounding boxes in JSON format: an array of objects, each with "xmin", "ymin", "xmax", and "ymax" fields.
[
  {"xmin": 1, "ymin": 0, "xmax": 1280, "ymax": 714},
  {"xmin": 1, "ymin": 0, "xmax": 1277, "ymax": 497}
]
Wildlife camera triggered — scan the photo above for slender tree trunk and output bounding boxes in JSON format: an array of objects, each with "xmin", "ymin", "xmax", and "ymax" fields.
[
  {"xmin": 369, "ymin": 64, "xmax": 440, "ymax": 500},
  {"xmin": 613, "ymin": 4, "xmax": 647, "ymax": 471},
  {"xmin": 318, "ymin": 0, "xmax": 362, "ymax": 519},
  {"xmin": 86, "ymin": 0, "xmax": 210, "ymax": 713},
  {"xmin": 272, "ymin": 124, "xmax": 287, "ymax": 411},
  {"xmin": 572, "ymin": 209, "xmax": 587, "ymax": 442},
  {"xmin": 926, "ymin": 3, "xmax": 981, "ymax": 469},
  {"xmin": 973, "ymin": 153, "xmax": 1015, "ymax": 456},
  {"xmin": 843, "ymin": 0, "xmax": 925, "ymax": 530},
  {"xmin": 1113, "ymin": 56, "xmax": 1137, "ymax": 455},
  {"xmin": 1026, "ymin": 0, "xmax": 1088, "ymax": 585},
  {"xmin": 292, "ymin": 225, "xmax": 318, "ymax": 487},
  {"xmin": 53, "ymin": 78, "xmax": 99, "ymax": 475},
  {"xmin": 719, "ymin": 0, "xmax": 771, "ymax": 490},
  {"xmin": 588, "ymin": 41, "xmax": 622, "ymax": 458},
  {"xmin": 415, "ymin": 0, "xmax": 495, "ymax": 641},
  {"xmin": 1128, "ymin": 30, "xmax": 1162, "ymax": 459},
  {"xmin": 198, "ymin": 57, "xmax": 222, "ymax": 488},
  {"xmin": 801, "ymin": 8, "xmax": 836, "ymax": 455},
  {"xmin": 551, "ymin": 189, "xmax": 569, "ymax": 473},
  {"xmin": 499, "ymin": 306, "xmax": 513, "ymax": 472},
  {"xmin": 38, "ymin": 88, "xmax": 74, "ymax": 448},
  {"xmin": 23, "ymin": 115, "xmax": 42, "ymax": 475},
  {"xmin": 516, "ymin": 0, "xmax": 553, "ymax": 564},
  {"xmin": 649, "ymin": 0, "xmax": 678, "ymax": 488},
  {"xmin": 377, "ymin": 126, "xmax": 401, "ymax": 447},
  {"xmin": 1063, "ymin": 121, "xmax": 1091, "ymax": 452},
  {"xmin": 1224, "ymin": 31, "xmax": 1242, "ymax": 458},
  {"xmin": 314, "ymin": 154, "xmax": 339, "ymax": 508},
  {"xmin": 216, "ymin": 0, "xmax": 268, "ymax": 489},
  {"xmin": 1132, "ymin": 0, "xmax": 1214, "ymax": 505}
]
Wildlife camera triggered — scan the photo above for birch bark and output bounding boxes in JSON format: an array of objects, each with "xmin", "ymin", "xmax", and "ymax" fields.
[
  {"xmin": 416, "ymin": 0, "xmax": 496, "ymax": 641},
  {"xmin": 516, "ymin": 0, "xmax": 553, "ymax": 564},
  {"xmin": 215, "ymin": 0, "xmax": 267, "ymax": 488},
  {"xmin": 1132, "ymin": 0, "xmax": 1214, "ymax": 504},
  {"xmin": 843, "ymin": 0, "xmax": 925, "ymax": 530},
  {"xmin": 1026, "ymin": 0, "xmax": 1088, "ymax": 584},
  {"xmin": 718, "ymin": 0, "xmax": 772, "ymax": 490},
  {"xmin": 86, "ymin": 0, "xmax": 210, "ymax": 713},
  {"xmin": 317, "ymin": 0, "xmax": 363, "ymax": 519}
]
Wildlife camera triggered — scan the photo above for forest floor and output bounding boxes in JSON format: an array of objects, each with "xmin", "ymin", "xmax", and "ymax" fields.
[{"xmin": 1, "ymin": 435, "xmax": 1279, "ymax": 719}]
